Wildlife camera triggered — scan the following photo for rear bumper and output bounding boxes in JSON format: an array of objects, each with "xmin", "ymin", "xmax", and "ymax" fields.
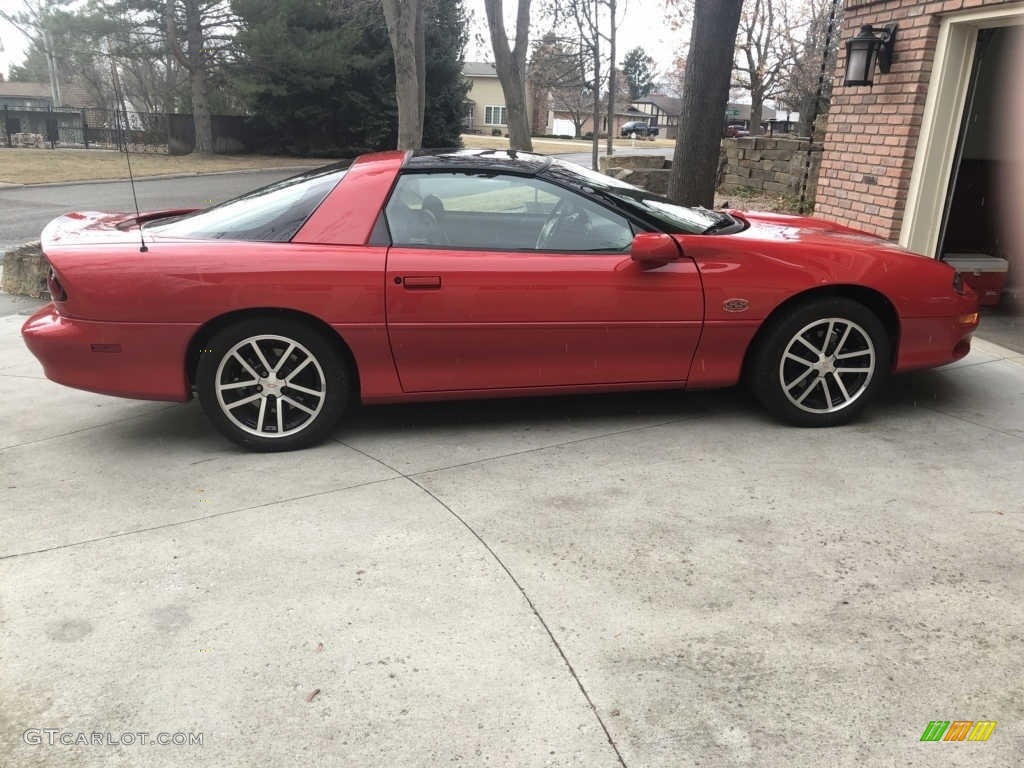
[{"xmin": 21, "ymin": 305, "xmax": 196, "ymax": 402}]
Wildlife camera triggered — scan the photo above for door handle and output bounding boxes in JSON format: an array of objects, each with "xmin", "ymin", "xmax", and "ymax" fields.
[{"xmin": 401, "ymin": 275, "xmax": 442, "ymax": 290}]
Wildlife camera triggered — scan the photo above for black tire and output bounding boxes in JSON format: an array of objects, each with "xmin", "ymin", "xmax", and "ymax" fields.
[
  {"xmin": 196, "ymin": 317, "xmax": 349, "ymax": 451},
  {"xmin": 750, "ymin": 297, "xmax": 890, "ymax": 427}
]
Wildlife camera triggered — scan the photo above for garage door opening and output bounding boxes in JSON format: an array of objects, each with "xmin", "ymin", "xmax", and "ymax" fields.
[{"xmin": 937, "ymin": 27, "xmax": 1016, "ymax": 309}]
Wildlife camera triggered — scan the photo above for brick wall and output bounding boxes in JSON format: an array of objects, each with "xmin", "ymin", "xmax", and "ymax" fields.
[{"xmin": 816, "ymin": 0, "xmax": 1016, "ymax": 240}]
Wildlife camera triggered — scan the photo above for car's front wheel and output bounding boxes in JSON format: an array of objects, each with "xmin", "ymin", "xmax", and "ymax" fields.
[
  {"xmin": 750, "ymin": 298, "xmax": 890, "ymax": 427},
  {"xmin": 196, "ymin": 317, "xmax": 349, "ymax": 451}
]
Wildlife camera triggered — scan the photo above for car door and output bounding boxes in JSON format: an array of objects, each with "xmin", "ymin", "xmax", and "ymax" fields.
[{"xmin": 383, "ymin": 171, "xmax": 704, "ymax": 393}]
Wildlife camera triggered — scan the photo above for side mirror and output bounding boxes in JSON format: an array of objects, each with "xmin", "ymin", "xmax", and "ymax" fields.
[{"xmin": 630, "ymin": 232, "xmax": 682, "ymax": 267}]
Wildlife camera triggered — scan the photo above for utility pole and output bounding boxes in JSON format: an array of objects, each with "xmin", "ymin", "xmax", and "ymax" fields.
[{"xmin": 605, "ymin": 0, "xmax": 616, "ymax": 158}]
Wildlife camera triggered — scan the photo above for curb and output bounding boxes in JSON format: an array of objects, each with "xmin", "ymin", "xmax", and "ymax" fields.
[{"xmin": 0, "ymin": 164, "xmax": 325, "ymax": 189}]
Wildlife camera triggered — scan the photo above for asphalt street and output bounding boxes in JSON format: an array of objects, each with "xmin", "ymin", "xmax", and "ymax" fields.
[{"xmin": 0, "ymin": 167, "xmax": 317, "ymax": 255}]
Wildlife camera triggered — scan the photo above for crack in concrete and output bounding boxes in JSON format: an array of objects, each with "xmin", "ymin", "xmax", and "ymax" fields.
[{"xmin": 340, "ymin": 440, "xmax": 631, "ymax": 768}]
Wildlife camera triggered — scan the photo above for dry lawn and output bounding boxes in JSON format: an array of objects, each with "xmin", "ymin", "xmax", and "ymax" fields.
[
  {"xmin": 0, "ymin": 137, "xmax": 673, "ymax": 185},
  {"xmin": 460, "ymin": 134, "xmax": 676, "ymax": 153},
  {"xmin": 0, "ymin": 148, "xmax": 321, "ymax": 185}
]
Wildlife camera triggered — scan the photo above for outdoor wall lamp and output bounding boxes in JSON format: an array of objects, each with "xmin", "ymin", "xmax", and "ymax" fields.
[{"xmin": 844, "ymin": 23, "xmax": 898, "ymax": 86}]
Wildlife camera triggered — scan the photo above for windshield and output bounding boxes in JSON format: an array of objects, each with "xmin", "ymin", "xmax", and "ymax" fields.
[
  {"xmin": 542, "ymin": 157, "xmax": 726, "ymax": 234},
  {"xmin": 145, "ymin": 162, "xmax": 351, "ymax": 242}
]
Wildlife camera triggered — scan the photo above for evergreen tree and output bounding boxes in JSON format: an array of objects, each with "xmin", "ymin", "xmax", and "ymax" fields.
[
  {"xmin": 232, "ymin": 0, "xmax": 467, "ymax": 154},
  {"xmin": 621, "ymin": 46, "xmax": 655, "ymax": 100},
  {"xmin": 231, "ymin": 0, "xmax": 396, "ymax": 154},
  {"xmin": 423, "ymin": 0, "xmax": 470, "ymax": 147}
]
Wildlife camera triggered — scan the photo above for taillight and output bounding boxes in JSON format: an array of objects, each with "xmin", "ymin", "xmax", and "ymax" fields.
[{"xmin": 46, "ymin": 265, "xmax": 67, "ymax": 302}]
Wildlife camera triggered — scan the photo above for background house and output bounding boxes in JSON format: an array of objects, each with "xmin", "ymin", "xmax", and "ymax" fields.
[
  {"xmin": 1, "ymin": 82, "xmax": 96, "ymax": 147},
  {"xmin": 463, "ymin": 62, "xmax": 532, "ymax": 134},
  {"xmin": 630, "ymin": 96, "xmax": 681, "ymax": 138},
  {"xmin": 0, "ymin": 82, "xmax": 95, "ymax": 111},
  {"xmin": 630, "ymin": 96, "xmax": 777, "ymax": 139},
  {"xmin": 543, "ymin": 99, "xmax": 648, "ymax": 137}
]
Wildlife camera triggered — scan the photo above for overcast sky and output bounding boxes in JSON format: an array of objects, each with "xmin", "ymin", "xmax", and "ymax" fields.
[
  {"xmin": 1, "ymin": 0, "xmax": 30, "ymax": 77},
  {"xmin": 462, "ymin": 0, "xmax": 686, "ymax": 79},
  {"xmin": 0, "ymin": 0, "xmax": 686, "ymax": 84}
]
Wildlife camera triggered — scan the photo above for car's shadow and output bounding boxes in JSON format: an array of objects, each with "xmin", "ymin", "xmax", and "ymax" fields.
[
  {"xmin": 344, "ymin": 386, "xmax": 746, "ymax": 435},
  {"xmin": 108, "ymin": 367, "xmax": 976, "ymax": 449},
  {"xmin": 875, "ymin": 367, "xmax": 975, "ymax": 410}
]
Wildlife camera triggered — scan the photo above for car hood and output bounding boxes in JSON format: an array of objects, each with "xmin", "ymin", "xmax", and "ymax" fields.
[
  {"xmin": 41, "ymin": 209, "xmax": 199, "ymax": 249},
  {"xmin": 731, "ymin": 210, "xmax": 926, "ymax": 257}
]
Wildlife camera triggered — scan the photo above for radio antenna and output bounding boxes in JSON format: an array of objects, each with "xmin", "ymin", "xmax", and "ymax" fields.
[{"xmin": 106, "ymin": 39, "xmax": 148, "ymax": 252}]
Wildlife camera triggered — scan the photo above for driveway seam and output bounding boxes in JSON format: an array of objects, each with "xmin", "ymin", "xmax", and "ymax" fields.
[
  {"xmin": 917, "ymin": 405, "xmax": 1024, "ymax": 442},
  {"xmin": 0, "ymin": 404, "xmax": 182, "ymax": 453},
  {"xmin": 0, "ymin": 372, "xmax": 46, "ymax": 380},
  {"xmin": 395, "ymin": 414, "xmax": 703, "ymax": 478},
  {"xmin": 0, "ymin": 473, "xmax": 400, "ymax": 562},
  {"xmin": 340, "ymin": 440, "xmax": 630, "ymax": 768}
]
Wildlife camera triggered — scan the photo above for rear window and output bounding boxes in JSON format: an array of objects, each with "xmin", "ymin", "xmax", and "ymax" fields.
[{"xmin": 145, "ymin": 162, "xmax": 350, "ymax": 242}]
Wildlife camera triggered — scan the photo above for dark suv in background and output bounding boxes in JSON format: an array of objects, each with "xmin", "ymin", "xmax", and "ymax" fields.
[{"xmin": 620, "ymin": 121, "xmax": 659, "ymax": 138}]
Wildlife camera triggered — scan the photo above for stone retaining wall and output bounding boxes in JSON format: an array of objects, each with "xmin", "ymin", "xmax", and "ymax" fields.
[
  {"xmin": 598, "ymin": 154, "xmax": 672, "ymax": 195},
  {"xmin": 720, "ymin": 137, "xmax": 822, "ymax": 201},
  {"xmin": 1, "ymin": 242, "xmax": 47, "ymax": 298},
  {"xmin": 597, "ymin": 141, "xmax": 820, "ymax": 203}
]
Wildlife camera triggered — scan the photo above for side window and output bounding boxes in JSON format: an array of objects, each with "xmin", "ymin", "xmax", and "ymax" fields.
[{"xmin": 384, "ymin": 172, "xmax": 634, "ymax": 252}]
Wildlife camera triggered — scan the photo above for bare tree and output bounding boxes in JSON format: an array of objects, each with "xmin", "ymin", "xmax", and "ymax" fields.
[
  {"xmin": 382, "ymin": 0, "xmax": 426, "ymax": 149},
  {"xmin": 553, "ymin": 0, "xmax": 616, "ymax": 168},
  {"xmin": 528, "ymin": 31, "xmax": 591, "ymax": 136},
  {"xmin": 483, "ymin": 0, "xmax": 533, "ymax": 151},
  {"xmin": 734, "ymin": 0, "xmax": 807, "ymax": 133},
  {"xmin": 604, "ymin": 0, "xmax": 617, "ymax": 156},
  {"xmin": 165, "ymin": 0, "xmax": 236, "ymax": 154},
  {"xmin": 668, "ymin": 0, "xmax": 743, "ymax": 205},
  {"xmin": 779, "ymin": 0, "xmax": 841, "ymax": 136}
]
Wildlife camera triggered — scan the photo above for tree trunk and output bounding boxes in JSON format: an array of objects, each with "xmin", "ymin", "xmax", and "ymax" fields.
[
  {"xmin": 668, "ymin": 0, "xmax": 743, "ymax": 206},
  {"xmin": 605, "ymin": 0, "xmax": 616, "ymax": 157},
  {"xmin": 166, "ymin": 0, "xmax": 213, "ymax": 154},
  {"xmin": 383, "ymin": 0, "xmax": 425, "ymax": 150},
  {"xmin": 484, "ymin": 0, "xmax": 534, "ymax": 151},
  {"xmin": 185, "ymin": 1, "xmax": 212, "ymax": 153},
  {"xmin": 749, "ymin": 86, "xmax": 764, "ymax": 135}
]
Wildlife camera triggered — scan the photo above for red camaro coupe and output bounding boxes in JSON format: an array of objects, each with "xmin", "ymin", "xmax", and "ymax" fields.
[{"xmin": 22, "ymin": 150, "xmax": 980, "ymax": 451}]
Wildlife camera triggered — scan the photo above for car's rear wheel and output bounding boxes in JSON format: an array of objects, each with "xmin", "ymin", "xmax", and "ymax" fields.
[
  {"xmin": 750, "ymin": 298, "xmax": 890, "ymax": 427},
  {"xmin": 196, "ymin": 318, "xmax": 349, "ymax": 451}
]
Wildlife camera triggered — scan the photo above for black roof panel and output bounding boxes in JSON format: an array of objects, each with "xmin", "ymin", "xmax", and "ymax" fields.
[{"xmin": 405, "ymin": 149, "xmax": 552, "ymax": 175}]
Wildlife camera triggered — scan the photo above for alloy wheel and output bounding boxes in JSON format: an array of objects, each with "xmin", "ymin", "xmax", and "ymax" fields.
[
  {"xmin": 778, "ymin": 317, "xmax": 876, "ymax": 414},
  {"xmin": 214, "ymin": 334, "xmax": 327, "ymax": 438}
]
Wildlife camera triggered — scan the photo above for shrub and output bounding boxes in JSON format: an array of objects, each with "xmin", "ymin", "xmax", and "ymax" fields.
[{"xmin": 491, "ymin": 127, "xmax": 503, "ymax": 136}]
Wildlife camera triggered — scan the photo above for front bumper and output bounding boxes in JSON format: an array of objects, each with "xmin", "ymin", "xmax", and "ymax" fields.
[
  {"xmin": 21, "ymin": 305, "xmax": 197, "ymax": 402},
  {"xmin": 894, "ymin": 294, "xmax": 980, "ymax": 373}
]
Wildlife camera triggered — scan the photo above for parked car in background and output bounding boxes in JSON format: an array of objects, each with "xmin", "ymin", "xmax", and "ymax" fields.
[
  {"xmin": 620, "ymin": 121, "xmax": 659, "ymax": 138},
  {"xmin": 725, "ymin": 124, "xmax": 751, "ymax": 138}
]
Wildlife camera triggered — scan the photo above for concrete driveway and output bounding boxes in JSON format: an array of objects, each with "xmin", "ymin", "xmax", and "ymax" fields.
[{"xmin": 1, "ymin": 313, "xmax": 1022, "ymax": 767}]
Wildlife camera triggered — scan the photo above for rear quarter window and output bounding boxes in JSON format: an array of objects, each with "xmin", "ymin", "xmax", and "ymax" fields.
[{"xmin": 145, "ymin": 164, "xmax": 349, "ymax": 242}]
